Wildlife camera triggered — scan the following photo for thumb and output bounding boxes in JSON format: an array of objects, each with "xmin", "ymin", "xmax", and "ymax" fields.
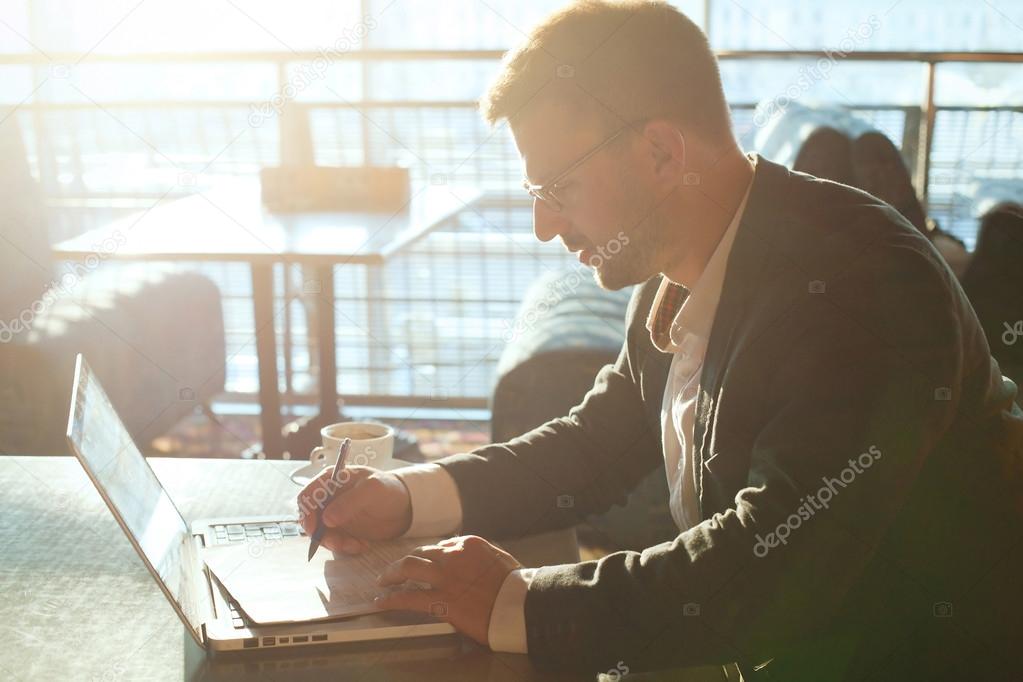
[
  {"xmin": 374, "ymin": 588, "xmax": 441, "ymax": 615},
  {"xmin": 322, "ymin": 477, "xmax": 376, "ymax": 528},
  {"xmin": 320, "ymin": 532, "xmax": 370, "ymax": 554}
]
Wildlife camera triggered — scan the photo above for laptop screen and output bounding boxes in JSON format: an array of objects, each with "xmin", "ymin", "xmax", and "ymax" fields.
[{"xmin": 66, "ymin": 354, "xmax": 205, "ymax": 639}]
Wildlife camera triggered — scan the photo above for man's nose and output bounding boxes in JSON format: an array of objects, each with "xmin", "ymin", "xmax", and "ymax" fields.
[{"xmin": 532, "ymin": 198, "xmax": 570, "ymax": 243}]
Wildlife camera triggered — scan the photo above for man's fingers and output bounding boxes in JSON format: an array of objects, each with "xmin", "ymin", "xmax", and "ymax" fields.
[
  {"xmin": 410, "ymin": 544, "xmax": 447, "ymax": 560},
  {"xmin": 298, "ymin": 499, "xmax": 323, "ymax": 534},
  {"xmin": 297, "ymin": 467, "xmax": 342, "ymax": 506},
  {"xmin": 376, "ymin": 555, "xmax": 443, "ymax": 587},
  {"xmin": 321, "ymin": 477, "xmax": 376, "ymax": 528},
  {"xmin": 320, "ymin": 531, "xmax": 369, "ymax": 554},
  {"xmin": 297, "ymin": 469, "xmax": 341, "ymax": 530},
  {"xmin": 297, "ymin": 466, "xmax": 374, "ymax": 531},
  {"xmin": 374, "ymin": 588, "xmax": 444, "ymax": 615}
]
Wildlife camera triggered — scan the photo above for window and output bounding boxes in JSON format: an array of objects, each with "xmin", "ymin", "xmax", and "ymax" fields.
[{"xmin": 2, "ymin": 0, "xmax": 1019, "ymax": 401}]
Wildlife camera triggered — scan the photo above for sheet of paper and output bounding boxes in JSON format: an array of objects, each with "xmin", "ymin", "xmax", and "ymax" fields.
[{"xmin": 203, "ymin": 535, "xmax": 444, "ymax": 625}]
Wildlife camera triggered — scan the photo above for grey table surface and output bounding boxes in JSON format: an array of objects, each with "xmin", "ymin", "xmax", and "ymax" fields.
[{"xmin": 0, "ymin": 455, "xmax": 724, "ymax": 682}]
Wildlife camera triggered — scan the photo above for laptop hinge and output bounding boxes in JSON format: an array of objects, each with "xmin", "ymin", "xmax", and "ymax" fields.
[{"xmin": 193, "ymin": 533, "xmax": 217, "ymax": 626}]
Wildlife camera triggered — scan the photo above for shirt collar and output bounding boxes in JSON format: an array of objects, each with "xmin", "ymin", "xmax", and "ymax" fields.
[{"xmin": 646, "ymin": 157, "xmax": 756, "ymax": 352}]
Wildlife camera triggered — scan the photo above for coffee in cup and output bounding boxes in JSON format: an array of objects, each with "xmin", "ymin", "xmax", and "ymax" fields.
[{"xmin": 290, "ymin": 421, "xmax": 396, "ymax": 485}]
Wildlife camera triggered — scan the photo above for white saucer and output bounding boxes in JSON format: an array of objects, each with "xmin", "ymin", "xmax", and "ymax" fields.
[{"xmin": 289, "ymin": 456, "xmax": 406, "ymax": 486}]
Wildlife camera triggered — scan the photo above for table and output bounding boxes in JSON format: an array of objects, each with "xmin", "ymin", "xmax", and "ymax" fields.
[
  {"xmin": 0, "ymin": 455, "xmax": 582, "ymax": 681},
  {"xmin": 51, "ymin": 181, "xmax": 481, "ymax": 459},
  {"xmin": 1, "ymin": 456, "xmax": 730, "ymax": 681}
]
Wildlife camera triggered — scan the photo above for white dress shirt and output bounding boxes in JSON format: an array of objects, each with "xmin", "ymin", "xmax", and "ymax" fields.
[
  {"xmin": 646, "ymin": 174, "xmax": 753, "ymax": 532},
  {"xmin": 391, "ymin": 160, "xmax": 755, "ymax": 654}
]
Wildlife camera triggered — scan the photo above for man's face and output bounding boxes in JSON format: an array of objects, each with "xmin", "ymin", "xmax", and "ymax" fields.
[{"xmin": 511, "ymin": 100, "xmax": 668, "ymax": 290}]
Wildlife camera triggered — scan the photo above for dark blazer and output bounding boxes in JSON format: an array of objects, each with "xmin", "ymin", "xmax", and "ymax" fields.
[{"xmin": 436, "ymin": 156, "xmax": 1023, "ymax": 681}]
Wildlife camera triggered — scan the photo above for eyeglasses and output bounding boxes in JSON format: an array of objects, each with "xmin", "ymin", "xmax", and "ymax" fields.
[{"xmin": 522, "ymin": 126, "xmax": 628, "ymax": 212}]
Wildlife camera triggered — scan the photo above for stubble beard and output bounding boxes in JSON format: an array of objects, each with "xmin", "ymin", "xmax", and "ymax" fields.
[{"xmin": 590, "ymin": 179, "xmax": 666, "ymax": 291}]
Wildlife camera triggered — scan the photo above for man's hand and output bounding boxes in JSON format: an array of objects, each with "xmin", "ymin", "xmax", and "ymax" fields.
[
  {"xmin": 296, "ymin": 466, "xmax": 413, "ymax": 553},
  {"xmin": 374, "ymin": 535, "xmax": 523, "ymax": 647}
]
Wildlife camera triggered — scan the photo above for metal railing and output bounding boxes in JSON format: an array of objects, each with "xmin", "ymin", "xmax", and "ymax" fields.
[
  {"xmin": 3, "ymin": 48, "xmax": 1021, "ymax": 407},
  {"xmin": 6, "ymin": 47, "xmax": 1023, "ymax": 194}
]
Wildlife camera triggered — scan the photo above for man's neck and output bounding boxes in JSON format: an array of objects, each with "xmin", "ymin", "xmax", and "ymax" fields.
[{"xmin": 662, "ymin": 149, "xmax": 754, "ymax": 287}]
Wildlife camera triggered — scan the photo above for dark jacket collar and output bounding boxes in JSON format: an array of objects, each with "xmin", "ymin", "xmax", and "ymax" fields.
[{"xmin": 693, "ymin": 154, "xmax": 789, "ymax": 508}]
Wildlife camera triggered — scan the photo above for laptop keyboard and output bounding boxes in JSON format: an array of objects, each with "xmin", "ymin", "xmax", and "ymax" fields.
[
  {"xmin": 210, "ymin": 520, "xmax": 303, "ymax": 546},
  {"xmin": 208, "ymin": 521, "xmax": 425, "ymax": 632},
  {"xmin": 227, "ymin": 600, "xmax": 246, "ymax": 629},
  {"xmin": 209, "ymin": 521, "xmax": 304, "ymax": 629}
]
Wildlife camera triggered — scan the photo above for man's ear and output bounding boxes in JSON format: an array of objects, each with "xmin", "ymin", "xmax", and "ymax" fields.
[{"xmin": 642, "ymin": 120, "xmax": 687, "ymax": 183}]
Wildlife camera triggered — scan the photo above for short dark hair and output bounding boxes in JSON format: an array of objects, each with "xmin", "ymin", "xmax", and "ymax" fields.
[{"xmin": 480, "ymin": 0, "xmax": 733, "ymax": 141}]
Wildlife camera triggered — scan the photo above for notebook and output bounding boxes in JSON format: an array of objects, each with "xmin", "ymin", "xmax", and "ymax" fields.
[{"xmin": 203, "ymin": 535, "xmax": 443, "ymax": 625}]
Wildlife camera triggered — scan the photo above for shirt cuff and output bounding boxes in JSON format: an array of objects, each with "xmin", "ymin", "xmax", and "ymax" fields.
[
  {"xmin": 392, "ymin": 463, "xmax": 463, "ymax": 537},
  {"xmin": 487, "ymin": 567, "xmax": 537, "ymax": 654}
]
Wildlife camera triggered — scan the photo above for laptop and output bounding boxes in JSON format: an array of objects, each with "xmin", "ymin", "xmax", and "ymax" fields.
[{"xmin": 65, "ymin": 354, "xmax": 456, "ymax": 652}]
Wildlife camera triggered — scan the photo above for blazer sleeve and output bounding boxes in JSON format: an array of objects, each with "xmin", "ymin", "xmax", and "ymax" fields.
[
  {"xmin": 521, "ymin": 240, "xmax": 987, "ymax": 674},
  {"xmin": 433, "ymin": 282, "xmax": 664, "ymax": 540}
]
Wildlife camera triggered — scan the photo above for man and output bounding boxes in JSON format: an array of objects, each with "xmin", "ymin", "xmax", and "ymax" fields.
[{"xmin": 299, "ymin": 2, "xmax": 1023, "ymax": 679}]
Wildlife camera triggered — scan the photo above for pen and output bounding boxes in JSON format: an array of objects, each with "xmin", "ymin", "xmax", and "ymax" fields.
[{"xmin": 307, "ymin": 437, "xmax": 352, "ymax": 562}]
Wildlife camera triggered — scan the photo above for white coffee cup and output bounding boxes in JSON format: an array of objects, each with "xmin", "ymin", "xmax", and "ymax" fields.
[{"xmin": 290, "ymin": 421, "xmax": 396, "ymax": 485}]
